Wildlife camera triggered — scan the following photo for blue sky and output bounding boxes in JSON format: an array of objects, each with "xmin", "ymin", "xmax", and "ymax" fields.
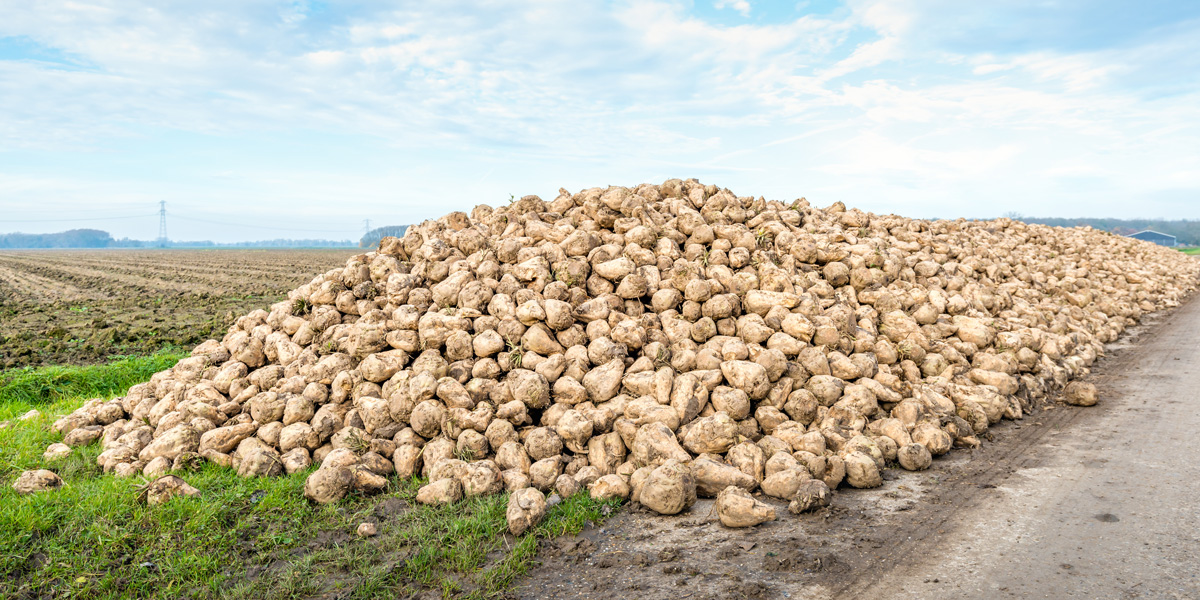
[{"xmin": 2, "ymin": 0, "xmax": 1199, "ymax": 242}]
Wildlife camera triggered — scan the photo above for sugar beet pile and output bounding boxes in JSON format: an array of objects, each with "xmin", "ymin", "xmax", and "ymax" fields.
[{"xmin": 33, "ymin": 180, "xmax": 1200, "ymax": 527}]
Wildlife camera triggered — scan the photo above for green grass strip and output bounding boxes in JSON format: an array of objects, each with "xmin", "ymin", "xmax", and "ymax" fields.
[
  {"xmin": 0, "ymin": 350, "xmax": 185, "ymax": 414},
  {"xmin": 1, "ymin": 399, "xmax": 621, "ymax": 600}
]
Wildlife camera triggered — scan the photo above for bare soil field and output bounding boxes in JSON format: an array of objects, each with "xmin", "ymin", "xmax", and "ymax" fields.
[{"xmin": 0, "ymin": 249, "xmax": 357, "ymax": 369}]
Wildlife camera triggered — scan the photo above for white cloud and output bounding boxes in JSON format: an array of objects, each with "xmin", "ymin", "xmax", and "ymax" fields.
[
  {"xmin": 0, "ymin": 0, "xmax": 1199, "ymax": 240},
  {"xmin": 972, "ymin": 63, "xmax": 1013, "ymax": 75},
  {"xmin": 714, "ymin": 0, "xmax": 751, "ymax": 17}
]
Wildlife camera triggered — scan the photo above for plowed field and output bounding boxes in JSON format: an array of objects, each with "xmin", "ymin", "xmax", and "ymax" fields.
[{"xmin": 0, "ymin": 249, "xmax": 357, "ymax": 368}]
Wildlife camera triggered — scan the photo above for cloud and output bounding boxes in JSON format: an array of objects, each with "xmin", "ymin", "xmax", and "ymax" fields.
[
  {"xmin": 714, "ymin": 0, "xmax": 751, "ymax": 17},
  {"xmin": 0, "ymin": 0, "xmax": 1199, "ymax": 241}
]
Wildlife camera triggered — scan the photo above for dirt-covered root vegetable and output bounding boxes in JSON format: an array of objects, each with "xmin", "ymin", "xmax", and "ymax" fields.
[
  {"xmin": 392, "ymin": 445, "xmax": 423, "ymax": 479},
  {"xmin": 139, "ymin": 425, "xmax": 201, "ymax": 463},
  {"xmin": 64, "ymin": 426, "xmax": 102, "ymax": 447},
  {"xmin": 843, "ymin": 451, "xmax": 882, "ymax": 488},
  {"xmin": 788, "ymin": 479, "xmax": 832, "ymax": 514},
  {"xmin": 507, "ymin": 487, "xmax": 547, "ymax": 535},
  {"xmin": 636, "ymin": 459, "xmax": 697, "ymax": 515},
  {"xmin": 1063, "ymin": 381, "xmax": 1098, "ymax": 407},
  {"xmin": 143, "ymin": 456, "xmax": 172, "ymax": 478},
  {"xmin": 113, "ymin": 463, "xmax": 142, "ymax": 477},
  {"xmin": 12, "ymin": 469, "xmax": 63, "ymax": 494},
  {"xmin": 761, "ymin": 466, "xmax": 811, "ymax": 500},
  {"xmin": 554, "ymin": 474, "xmax": 580, "ymax": 498},
  {"xmin": 896, "ymin": 443, "xmax": 932, "ymax": 471},
  {"xmin": 692, "ymin": 458, "xmax": 758, "ymax": 497},
  {"xmin": 911, "ymin": 422, "xmax": 953, "ymax": 457},
  {"xmin": 681, "ymin": 413, "xmax": 739, "ymax": 455},
  {"xmin": 352, "ymin": 467, "xmax": 388, "ymax": 493},
  {"xmin": 199, "ymin": 423, "xmax": 258, "ymax": 455},
  {"xmin": 141, "ymin": 475, "xmax": 201, "ymax": 505},
  {"xmin": 304, "ymin": 466, "xmax": 353, "ymax": 504},
  {"xmin": 462, "ymin": 461, "xmax": 504, "ymax": 497},
  {"xmin": 416, "ymin": 478, "xmax": 463, "ymax": 505},
  {"xmin": 631, "ymin": 423, "xmax": 690, "ymax": 467},
  {"xmin": 589, "ymin": 474, "xmax": 631, "ymax": 501},
  {"xmin": 357, "ymin": 522, "xmax": 378, "ymax": 538},
  {"xmin": 237, "ymin": 446, "xmax": 283, "ymax": 478},
  {"xmin": 715, "ymin": 485, "xmax": 776, "ymax": 528},
  {"xmin": 281, "ymin": 448, "xmax": 312, "ymax": 474},
  {"xmin": 42, "ymin": 443, "xmax": 71, "ymax": 462}
]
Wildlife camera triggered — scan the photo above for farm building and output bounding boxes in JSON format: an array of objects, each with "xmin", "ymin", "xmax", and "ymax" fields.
[{"xmin": 1127, "ymin": 230, "xmax": 1177, "ymax": 247}]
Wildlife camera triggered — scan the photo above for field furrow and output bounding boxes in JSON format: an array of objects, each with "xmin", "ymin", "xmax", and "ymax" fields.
[
  {"xmin": 0, "ymin": 261, "xmax": 100, "ymax": 304},
  {"xmin": 0, "ymin": 249, "xmax": 357, "ymax": 368}
]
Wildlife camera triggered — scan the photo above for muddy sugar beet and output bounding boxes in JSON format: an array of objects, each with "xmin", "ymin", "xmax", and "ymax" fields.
[{"xmin": 40, "ymin": 179, "xmax": 1200, "ymax": 523}]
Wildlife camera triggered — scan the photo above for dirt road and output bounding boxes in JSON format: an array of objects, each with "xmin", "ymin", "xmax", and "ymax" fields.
[{"xmin": 515, "ymin": 296, "xmax": 1200, "ymax": 600}]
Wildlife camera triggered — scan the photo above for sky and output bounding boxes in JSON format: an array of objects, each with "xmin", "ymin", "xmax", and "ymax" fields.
[{"xmin": 1, "ymin": 0, "xmax": 1199, "ymax": 243}]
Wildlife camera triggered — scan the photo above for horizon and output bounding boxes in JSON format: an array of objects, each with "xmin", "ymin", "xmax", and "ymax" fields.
[
  {"xmin": 5, "ymin": 214, "xmax": 1200, "ymax": 249},
  {"xmin": 3, "ymin": 1, "xmax": 1200, "ymax": 242}
]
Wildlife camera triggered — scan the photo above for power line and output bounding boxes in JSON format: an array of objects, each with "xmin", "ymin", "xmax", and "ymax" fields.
[
  {"xmin": 6, "ymin": 207, "xmax": 366, "ymax": 235},
  {"xmin": 4, "ymin": 214, "xmax": 158, "ymax": 223}
]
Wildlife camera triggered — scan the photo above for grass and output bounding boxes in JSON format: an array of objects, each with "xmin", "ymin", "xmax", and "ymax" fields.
[
  {"xmin": 1, "ymin": 358, "xmax": 623, "ymax": 599},
  {"xmin": 1180, "ymin": 247, "xmax": 1200, "ymax": 255},
  {"xmin": 0, "ymin": 350, "xmax": 186, "ymax": 418}
]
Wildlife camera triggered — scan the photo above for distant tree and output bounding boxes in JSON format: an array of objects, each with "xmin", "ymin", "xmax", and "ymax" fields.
[
  {"xmin": 360, "ymin": 225, "xmax": 410, "ymax": 249},
  {"xmin": 0, "ymin": 229, "xmax": 114, "ymax": 248},
  {"xmin": 0, "ymin": 229, "xmax": 355, "ymax": 249},
  {"xmin": 172, "ymin": 238, "xmax": 354, "ymax": 248},
  {"xmin": 1011, "ymin": 218, "xmax": 1200, "ymax": 246}
]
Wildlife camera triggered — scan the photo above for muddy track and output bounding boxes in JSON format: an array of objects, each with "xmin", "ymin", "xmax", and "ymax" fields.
[{"xmin": 514, "ymin": 294, "xmax": 1196, "ymax": 600}]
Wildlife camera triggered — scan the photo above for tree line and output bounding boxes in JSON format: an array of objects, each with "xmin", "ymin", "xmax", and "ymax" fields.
[
  {"xmin": 1011, "ymin": 218, "xmax": 1199, "ymax": 246},
  {"xmin": 359, "ymin": 225, "xmax": 409, "ymax": 248},
  {"xmin": 0, "ymin": 229, "xmax": 355, "ymax": 249}
]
